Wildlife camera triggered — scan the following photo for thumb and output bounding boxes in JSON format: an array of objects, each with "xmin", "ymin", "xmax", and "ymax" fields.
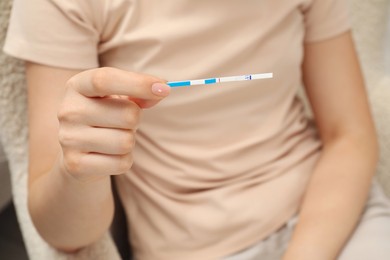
[{"xmin": 129, "ymin": 82, "xmax": 171, "ymax": 108}]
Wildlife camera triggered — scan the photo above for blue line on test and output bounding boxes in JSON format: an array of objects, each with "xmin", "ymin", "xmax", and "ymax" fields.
[
  {"xmin": 168, "ymin": 81, "xmax": 191, "ymax": 87},
  {"xmin": 205, "ymin": 78, "xmax": 217, "ymax": 84}
]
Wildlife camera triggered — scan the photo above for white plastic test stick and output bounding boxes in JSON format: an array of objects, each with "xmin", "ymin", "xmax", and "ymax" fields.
[{"xmin": 167, "ymin": 73, "xmax": 273, "ymax": 88}]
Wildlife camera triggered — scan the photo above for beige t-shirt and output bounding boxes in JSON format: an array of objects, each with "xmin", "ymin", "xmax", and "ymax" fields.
[{"xmin": 4, "ymin": 0, "xmax": 350, "ymax": 259}]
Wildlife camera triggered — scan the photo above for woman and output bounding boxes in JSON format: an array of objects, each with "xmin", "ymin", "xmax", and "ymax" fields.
[{"xmin": 4, "ymin": 0, "xmax": 390, "ymax": 259}]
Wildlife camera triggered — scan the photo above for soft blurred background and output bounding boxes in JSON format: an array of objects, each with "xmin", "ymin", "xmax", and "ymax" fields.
[
  {"xmin": 0, "ymin": 143, "xmax": 28, "ymax": 259},
  {"xmin": 0, "ymin": 142, "xmax": 28, "ymax": 259}
]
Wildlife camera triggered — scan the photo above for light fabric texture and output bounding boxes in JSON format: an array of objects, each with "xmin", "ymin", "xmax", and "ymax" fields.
[
  {"xmin": 386, "ymin": 7, "xmax": 390, "ymax": 72},
  {"xmin": 0, "ymin": 1, "xmax": 389, "ymax": 260},
  {"xmin": 223, "ymin": 181, "xmax": 390, "ymax": 260},
  {"xmin": 3, "ymin": 1, "xmax": 350, "ymax": 258}
]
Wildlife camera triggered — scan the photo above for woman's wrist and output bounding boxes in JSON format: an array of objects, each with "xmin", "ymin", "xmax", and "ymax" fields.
[{"xmin": 28, "ymin": 154, "xmax": 114, "ymax": 251}]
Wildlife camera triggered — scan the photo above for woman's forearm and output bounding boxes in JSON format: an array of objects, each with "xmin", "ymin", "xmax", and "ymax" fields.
[
  {"xmin": 283, "ymin": 133, "xmax": 378, "ymax": 260},
  {"xmin": 28, "ymin": 155, "xmax": 114, "ymax": 252}
]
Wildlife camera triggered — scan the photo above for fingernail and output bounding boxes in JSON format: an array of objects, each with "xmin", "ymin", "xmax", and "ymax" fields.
[{"xmin": 152, "ymin": 83, "xmax": 171, "ymax": 97}]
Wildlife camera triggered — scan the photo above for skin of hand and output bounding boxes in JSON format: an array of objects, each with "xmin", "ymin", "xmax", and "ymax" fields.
[
  {"xmin": 26, "ymin": 65, "xmax": 170, "ymax": 251},
  {"xmin": 282, "ymin": 32, "xmax": 378, "ymax": 259}
]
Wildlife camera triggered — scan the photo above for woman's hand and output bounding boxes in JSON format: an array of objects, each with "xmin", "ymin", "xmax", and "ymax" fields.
[{"xmin": 57, "ymin": 67, "xmax": 170, "ymax": 182}]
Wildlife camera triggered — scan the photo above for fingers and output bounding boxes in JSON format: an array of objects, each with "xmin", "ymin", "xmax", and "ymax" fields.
[
  {"xmin": 57, "ymin": 67, "xmax": 168, "ymax": 180},
  {"xmin": 67, "ymin": 67, "xmax": 170, "ymax": 106},
  {"xmin": 59, "ymin": 126, "xmax": 136, "ymax": 181},
  {"xmin": 59, "ymin": 127, "xmax": 136, "ymax": 155},
  {"xmin": 58, "ymin": 94, "xmax": 142, "ymax": 130},
  {"xmin": 62, "ymin": 152, "xmax": 133, "ymax": 181}
]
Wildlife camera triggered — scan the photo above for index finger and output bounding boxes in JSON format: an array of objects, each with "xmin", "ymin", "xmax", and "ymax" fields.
[{"xmin": 67, "ymin": 67, "xmax": 170, "ymax": 100}]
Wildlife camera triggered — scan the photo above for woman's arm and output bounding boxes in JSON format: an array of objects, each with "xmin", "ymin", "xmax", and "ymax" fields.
[
  {"xmin": 26, "ymin": 64, "xmax": 115, "ymax": 252},
  {"xmin": 26, "ymin": 63, "xmax": 169, "ymax": 252},
  {"xmin": 283, "ymin": 32, "xmax": 378, "ymax": 260}
]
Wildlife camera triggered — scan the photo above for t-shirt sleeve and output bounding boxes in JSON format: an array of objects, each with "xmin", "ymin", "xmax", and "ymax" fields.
[
  {"xmin": 3, "ymin": 0, "xmax": 100, "ymax": 69},
  {"xmin": 302, "ymin": 0, "xmax": 351, "ymax": 43}
]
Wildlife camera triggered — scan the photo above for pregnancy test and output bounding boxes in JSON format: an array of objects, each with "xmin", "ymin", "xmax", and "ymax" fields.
[{"xmin": 167, "ymin": 73, "xmax": 273, "ymax": 88}]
